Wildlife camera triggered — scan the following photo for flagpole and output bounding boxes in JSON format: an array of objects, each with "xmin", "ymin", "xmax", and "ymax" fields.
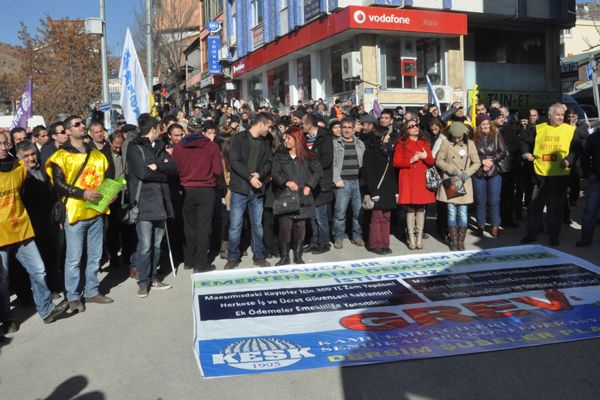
[{"xmin": 146, "ymin": 0, "xmax": 153, "ymax": 93}]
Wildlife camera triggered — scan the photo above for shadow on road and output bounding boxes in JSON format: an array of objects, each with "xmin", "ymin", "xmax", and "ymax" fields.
[{"xmin": 42, "ymin": 375, "xmax": 105, "ymax": 400}]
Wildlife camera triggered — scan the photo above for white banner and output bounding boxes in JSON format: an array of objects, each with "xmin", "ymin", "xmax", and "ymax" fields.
[{"xmin": 118, "ymin": 28, "xmax": 149, "ymax": 126}]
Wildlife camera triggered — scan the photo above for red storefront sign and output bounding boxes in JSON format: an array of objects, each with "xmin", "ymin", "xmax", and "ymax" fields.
[{"xmin": 232, "ymin": 6, "xmax": 467, "ymax": 78}]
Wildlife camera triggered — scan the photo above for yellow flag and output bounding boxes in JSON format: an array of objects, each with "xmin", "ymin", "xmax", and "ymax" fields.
[
  {"xmin": 470, "ymin": 84, "xmax": 479, "ymax": 127},
  {"xmin": 149, "ymin": 93, "xmax": 157, "ymax": 117}
]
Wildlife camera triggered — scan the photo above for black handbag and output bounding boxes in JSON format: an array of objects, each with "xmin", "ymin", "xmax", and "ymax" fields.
[
  {"xmin": 51, "ymin": 151, "xmax": 91, "ymax": 225},
  {"xmin": 273, "ymin": 188, "xmax": 301, "ymax": 215},
  {"xmin": 121, "ymin": 145, "xmax": 144, "ymax": 225}
]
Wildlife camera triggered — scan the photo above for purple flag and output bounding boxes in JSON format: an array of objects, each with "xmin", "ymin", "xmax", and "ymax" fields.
[
  {"xmin": 372, "ymin": 99, "xmax": 382, "ymax": 118},
  {"xmin": 11, "ymin": 77, "xmax": 33, "ymax": 130}
]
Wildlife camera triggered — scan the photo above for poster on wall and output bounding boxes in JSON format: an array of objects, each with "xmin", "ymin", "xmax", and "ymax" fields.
[{"xmin": 192, "ymin": 245, "xmax": 600, "ymax": 378}]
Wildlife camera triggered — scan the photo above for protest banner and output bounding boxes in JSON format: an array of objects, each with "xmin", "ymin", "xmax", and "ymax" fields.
[{"xmin": 192, "ymin": 245, "xmax": 600, "ymax": 378}]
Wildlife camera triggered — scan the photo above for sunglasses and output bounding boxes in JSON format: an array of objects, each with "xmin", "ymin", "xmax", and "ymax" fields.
[
  {"xmin": 407, "ymin": 124, "xmax": 418, "ymax": 129},
  {"xmin": 70, "ymin": 121, "xmax": 86, "ymax": 128}
]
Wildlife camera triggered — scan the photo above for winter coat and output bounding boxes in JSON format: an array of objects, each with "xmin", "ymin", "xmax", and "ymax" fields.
[
  {"xmin": 435, "ymin": 137, "xmax": 481, "ymax": 205},
  {"xmin": 272, "ymin": 150, "xmax": 322, "ymax": 219},
  {"xmin": 361, "ymin": 135, "xmax": 398, "ymax": 210},
  {"xmin": 126, "ymin": 136, "xmax": 177, "ymax": 221},
  {"xmin": 499, "ymin": 124, "xmax": 522, "ymax": 173},
  {"xmin": 393, "ymin": 138, "xmax": 436, "ymax": 205},
  {"xmin": 229, "ymin": 130, "xmax": 272, "ymax": 196},
  {"xmin": 309, "ymin": 128, "xmax": 334, "ymax": 205},
  {"xmin": 473, "ymin": 133, "xmax": 507, "ymax": 178},
  {"xmin": 172, "ymin": 133, "xmax": 223, "ymax": 189},
  {"xmin": 332, "ymin": 136, "xmax": 365, "ymax": 183}
]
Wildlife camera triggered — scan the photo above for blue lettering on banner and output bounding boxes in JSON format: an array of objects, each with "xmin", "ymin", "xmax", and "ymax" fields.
[
  {"xmin": 208, "ymin": 35, "xmax": 222, "ymax": 75},
  {"xmin": 122, "ymin": 49, "xmax": 141, "ymax": 118}
]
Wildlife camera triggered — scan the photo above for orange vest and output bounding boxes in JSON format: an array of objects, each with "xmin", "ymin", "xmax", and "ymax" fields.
[{"xmin": 0, "ymin": 160, "xmax": 35, "ymax": 247}]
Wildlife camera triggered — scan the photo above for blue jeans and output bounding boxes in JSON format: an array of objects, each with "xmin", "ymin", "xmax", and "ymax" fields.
[
  {"xmin": 473, "ymin": 175, "xmax": 502, "ymax": 227},
  {"xmin": 447, "ymin": 204, "xmax": 468, "ymax": 227},
  {"xmin": 135, "ymin": 220, "xmax": 165, "ymax": 286},
  {"xmin": 64, "ymin": 216, "xmax": 104, "ymax": 301},
  {"xmin": 333, "ymin": 179, "xmax": 363, "ymax": 241},
  {"xmin": 228, "ymin": 191, "xmax": 266, "ymax": 261},
  {"xmin": 581, "ymin": 177, "xmax": 600, "ymax": 240},
  {"xmin": 0, "ymin": 239, "xmax": 54, "ymax": 319},
  {"xmin": 310, "ymin": 203, "xmax": 331, "ymax": 247}
]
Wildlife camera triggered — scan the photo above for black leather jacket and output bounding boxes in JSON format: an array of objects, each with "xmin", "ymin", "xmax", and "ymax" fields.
[{"xmin": 474, "ymin": 133, "xmax": 507, "ymax": 178}]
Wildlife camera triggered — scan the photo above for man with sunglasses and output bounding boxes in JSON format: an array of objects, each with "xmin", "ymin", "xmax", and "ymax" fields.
[
  {"xmin": 40, "ymin": 122, "xmax": 68, "ymax": 167},
  {"xmin": 45, "ymin": 115, "xmax": 115, "ymax": 314}
]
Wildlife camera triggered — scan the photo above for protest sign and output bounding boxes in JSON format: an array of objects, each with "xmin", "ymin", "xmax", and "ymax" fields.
[
  {"xmin": 84, "ymin": 178, "xmax": 126, "ymax": 213},
  {"xmin": 192, "ymin": 245, "xmax": 600, "ymax": 378}
]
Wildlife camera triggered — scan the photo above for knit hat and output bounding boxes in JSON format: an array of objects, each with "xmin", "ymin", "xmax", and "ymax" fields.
[
  {"xmin": 476, "ymin": 114, "xmax": 490, "ymax": 126},
  {"xmin": 518, "ymin": 108, "xmax": 530, "ymax": 120},
  {"xmin": 489, "ymin": 108, "xmax": 503, "ymax": 121},
  {"xmin": 328, "ymin": 118, "xmax": 341, "ymax": 129},
  {"xmin": 448, "ymin": 122, "xmax": 469, "ymax": 138}
]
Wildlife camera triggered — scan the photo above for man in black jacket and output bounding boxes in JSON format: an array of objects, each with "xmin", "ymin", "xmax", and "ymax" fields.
[
  {"xmin": 126, "ymin": 114, "xmax": 178, "ymax": 298},
  {"xmin": 40, "ymin": 122, "xmax": 68, "ymax": 167},
  {"xmin": 576, "ymin": 129, "xmax": 600, "ymax": 246},
  {"xmin": 225, "ymin": 112, "xmax": 274, "ymax": 269},
  {"xmin": 302, "ymin": 113, "xmax": 333, "ymax": 253}
]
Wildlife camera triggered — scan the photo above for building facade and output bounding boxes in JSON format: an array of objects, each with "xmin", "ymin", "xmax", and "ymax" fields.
[{"xmin": 218, "ymin": 0, "xmax": 575, "ymax": 112}]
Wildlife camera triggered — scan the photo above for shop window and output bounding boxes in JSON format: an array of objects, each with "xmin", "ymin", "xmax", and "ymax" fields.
[
  {"xmin": 248, "ymin": 74, "xmax": 264, "ymax": 109},
  {"xmin": 268, "ymin": 64, "xmax": 290, "ymax": 107},
  {"xmin": 379, "ymin": 36, "xmax": 445, "ymax": 90},
  {"xmin": 465, "ymin": 28, "xmax": 545, "ymax": 65},
  {"xmin": 297, "ymin": 56, "xmax": 312, "ymax": 102},
  {"xmin": 327, "ymin": 42, "xmax": 357, "ymax": 95}
]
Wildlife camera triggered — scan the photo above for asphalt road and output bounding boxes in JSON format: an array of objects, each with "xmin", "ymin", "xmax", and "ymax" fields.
[{"xmin": 1, "ymin": 210, "xmax": 599, "ymax": 400}]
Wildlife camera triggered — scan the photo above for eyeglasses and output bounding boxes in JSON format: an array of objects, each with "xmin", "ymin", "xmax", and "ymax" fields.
[{"xmin": 407, "ymin": 124, "xmax": 418, "ymax": 129}]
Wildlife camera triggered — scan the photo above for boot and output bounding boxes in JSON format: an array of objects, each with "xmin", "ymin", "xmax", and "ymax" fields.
[
  {"xmin": 415, "ymin": 211, "xmax": 425, "ymax": 250},
  {"xmin": 490, "ymin": 226, "xmax": 499, "ymax": 238},
  {"xmin": 219, "ymin": 241, "xmax": 228, "ymax": 260},
  {"xmin": 276, "ymin": 243, "xmax": 290, "ymax": 266},
  {"xmin": 448, "ymin": 226, "xmax": 459, "ymax": 251},
  {"xmin": 457, "ymin": 227, "xmax": 467, "ymax": 251},
  {"xmin": 406, "ymin": 212, "xmax": 416, "ymax": 250},
  {"xmin": 293, "ymin": 240, "xmax": 305, "ymax": 264}
]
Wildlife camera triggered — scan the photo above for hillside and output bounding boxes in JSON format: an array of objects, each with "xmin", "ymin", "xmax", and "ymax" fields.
[{"xmin": 0, "ymin": 42, "xmax": 22, "ymax": 76}]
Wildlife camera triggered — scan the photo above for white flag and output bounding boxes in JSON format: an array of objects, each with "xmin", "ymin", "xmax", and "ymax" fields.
[
  {"xmin": 119, "ymin": 28, "xmax": 150, "ymax": 126},
  {"xmin": 426, "ymin": 75, "xmax": 441, "ymax": 112}
]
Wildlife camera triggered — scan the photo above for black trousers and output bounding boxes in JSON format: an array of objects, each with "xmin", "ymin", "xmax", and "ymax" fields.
[
  {"xmin": 526, "ymin": 176, "xmax": 569, "ymax": 240},
  {"xmin": 500, "ymin": 172, "xmax": 518, "ymax": 225},
  {"xmin": 183, "ymin": 187, "xmax": 215, "ymax": 269}
]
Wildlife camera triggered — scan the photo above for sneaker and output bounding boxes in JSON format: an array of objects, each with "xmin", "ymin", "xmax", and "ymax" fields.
[
  {"xmin": 151, "ymin": 281, "xmax": 172, "ymax": 290},
  {"xmin": 311, "ymin": 245, "xmax": 330, "ymax": 255},
  {"xmin": 194, "ymin": 265, "xmax": 216, "ymax": 273},
  {"xmin": 351, "ymin": 238, "xmax": 365, "ymax": 247},
  {"xmin": 224, "ymin": 260, "xmax": 240, "ymax": 269},
  {"xmin": 370, "ymin": 248, "xmax": 386, "ymax": 255},
  {"xmin": 253, "ymin": 259, "xmax": 271, "ymax": 268},
  {"xmin": 334, "ymin": 240, "xmax": 343, "ymax": 249},
  {"xmin": 43, "ymin": 301, "xmax": 68, "ymax": 324},
  {"xmin": 68, "ymin": 300, "xmax": 86, "ymax": 314},
  {"xmin": 84, "ymin": 294, "xmax": 114, "ymax": 304},
  {"xmin": 137, "ymin": 285, "xmax": 149, "ymax": 298},
  {"xmin": 1, "ymin": 319, "xmax": 19, "ymax": 334}
]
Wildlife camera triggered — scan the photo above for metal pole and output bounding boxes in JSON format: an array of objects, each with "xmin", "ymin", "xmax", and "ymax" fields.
[
  {"xmin": 590, "ymin": 54, "xmax": 600, "ymax": 116},
  {"xmin": 100, "ymin": 0, "xmax": 111, "ymax": 132},
  {"xmin": 146, "ymin": 0, "xmax": 153, "ymax": 93}
]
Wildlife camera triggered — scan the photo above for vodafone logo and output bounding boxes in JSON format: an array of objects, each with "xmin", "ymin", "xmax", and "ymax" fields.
[{"xmin": 353, "ymin": 10, "xmax": 366, "ymax": 24}]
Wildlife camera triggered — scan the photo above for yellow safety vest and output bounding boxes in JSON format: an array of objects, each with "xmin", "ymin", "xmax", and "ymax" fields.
[
  {"xmin": 0, "ymin": 160, "xmax": 35, "ymax": 247},
  {"xmin": 45, "ymin": 148, "xmax": 109, "ymax": 225},
  {"xmin": 533, "ymin": 123, "xmax": 575, "ymax": 177}
]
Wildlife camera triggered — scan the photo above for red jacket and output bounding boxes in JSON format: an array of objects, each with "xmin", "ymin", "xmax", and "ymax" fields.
[
  {"xmin": 393, "ymin": 138, "xmax": 436, "ymax": 205},
  {"xmin": 172, "ymin": 134, "xmax": 223, "ymax": 188}
]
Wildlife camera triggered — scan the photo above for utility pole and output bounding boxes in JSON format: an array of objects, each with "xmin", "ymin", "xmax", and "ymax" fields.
[
  {"xmin": 99, "ymin": 0, "xmax": 111, "ymax": 131},
  {"xmin": 146, "ymin": 0, "xmax": 153, "ymax": 93},
  {"xmin": 590, "ymin": 54, "xmax": 600, "ymax": 115}
]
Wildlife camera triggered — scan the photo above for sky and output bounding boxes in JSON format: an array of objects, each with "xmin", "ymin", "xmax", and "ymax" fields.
[{"xmin": 0, "ymin": 0, "xmax": 140, "ymax": 54}]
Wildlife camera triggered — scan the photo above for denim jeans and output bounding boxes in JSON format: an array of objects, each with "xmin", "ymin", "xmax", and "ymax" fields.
[
  {"xmin": 64, "ymin": 216, "xmax": 104, "ymax": 301},
  {"xmin": 228, "ymin": 191, "xmax": 266, "ymax": 261},
  {"xmin": 310, "ymin": 203, "xmax": 331, "ymax": 247},
  {"xmin": 447, "ymin": 203, "xmax": 468, "ymax": 227},
  {"xmin": 581, "ymin": 177, "xmax": 600, "ymax": 240},
  {"xmin": 135, "ymin": 220, "xmax": 165, "ymax": 286},
  {"xmin": 473, "ymin": 175, "xmax": 502, "ymax": 227},
  {"xmin": 0, "ymin": 239, "xmax": 54, "ymax": 319},
  {"xmin": 333, "ymin": 179, "xmax": 363, "ymax": 241}
]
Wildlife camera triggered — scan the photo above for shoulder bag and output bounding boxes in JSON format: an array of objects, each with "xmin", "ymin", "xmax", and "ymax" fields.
[
  {"xmin": 442, "ymin": 154, "xmax": 469, "ymax": 200},
  {"xmin": 121, "ymin": 145, "xmax": 145, "ymax": 225},
  {"xmin": 51, "ymin": 151, "xmax": 92, "ymax": 225},
  {"xmin": 273, "ymin": 188, "xmax": 301, "ymax": 215}
]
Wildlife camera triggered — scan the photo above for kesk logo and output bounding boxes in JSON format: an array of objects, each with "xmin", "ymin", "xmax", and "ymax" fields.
[
  {"xmin": 353, "ymin": 10, "xmax": 366, "ymax": 24},
  {"xmin": 212, "ymin": 337, "xmax": 315, "ymax": 371}
]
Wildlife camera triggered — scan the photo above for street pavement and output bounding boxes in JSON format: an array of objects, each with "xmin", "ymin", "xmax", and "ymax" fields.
[{"xmin": 1, "ymin": 208, "xmax": 600, "ymax": 400}]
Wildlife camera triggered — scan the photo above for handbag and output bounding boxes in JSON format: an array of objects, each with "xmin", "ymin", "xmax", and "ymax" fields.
[
  {"xmin": 51, "ymin": 151, "xmax": 92, "ymax": 225},
  {"xmin": 273, "ymin": 188, "xmax": 301, "ymax": 215},
  {"xmin": 121, "ymin": 145, "xmax": 145, "ymax": 225},
  {"xmin": 426, "ymin": 166, "xmax": 442, "ymax": 191},
  {"xmin": 362, "ymin": 162, "xmax": 389, "ymax": 210},
  {"xmin": 442, "ymin": 154, "xmax": 469, "ymax": 200}
]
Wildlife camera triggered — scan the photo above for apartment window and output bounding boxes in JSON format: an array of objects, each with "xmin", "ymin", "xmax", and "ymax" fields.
[
  {"xmin": 280, "ymin": 0, "xmax": 288, "ymax": 10},
  {"xmin": 465, "ymin": 28, "xmax": 545, "ymax": 65},
  {"xmin": 231, "ymin": 0, "xmax": 237, "ymax": 40},
  {"xmin": 562, "ymin": 28, "xmax": 572, "ymax": 38},
  {"xmin": 251, "ymin": 0, "xmax": 263, "ymax": 27}
]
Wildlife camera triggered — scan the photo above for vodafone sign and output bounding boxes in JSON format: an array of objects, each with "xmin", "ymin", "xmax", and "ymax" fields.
[{"xmin": 348, "ymin": 6, "xmax": 467, "ymax": 36}]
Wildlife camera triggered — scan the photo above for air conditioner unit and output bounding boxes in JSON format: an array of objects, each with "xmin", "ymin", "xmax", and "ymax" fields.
[
  {"xmin": 341, "ymin": 51, "xmax": 362, "ymax": 80},
  {"xmin": 219, "ymin": 46, "xmax": 229, "ymax": 60},
  {"xmin": 433, "ymin": 85, "xmax": 453, "ymax": 103},
  {"xmin": 229, "ymin": 36, "xmax": 237, "ymax": 48}
]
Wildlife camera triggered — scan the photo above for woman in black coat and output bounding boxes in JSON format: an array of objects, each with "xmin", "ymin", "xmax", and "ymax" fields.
[
  {"xmin": 272, "ymin": 127, "xmax": 322, "ymax": 265},
  {"xmin": 361, "ymin": 130, "xmax": 398, "ymax": 254}
]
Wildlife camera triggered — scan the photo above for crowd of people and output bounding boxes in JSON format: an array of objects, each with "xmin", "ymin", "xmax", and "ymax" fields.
[{"xmin": 1, "ymin": 96, "xmax": 598, "ymax": 336}]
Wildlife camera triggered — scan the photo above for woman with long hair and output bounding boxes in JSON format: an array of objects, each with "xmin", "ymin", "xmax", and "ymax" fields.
[
  {"xmin": 472, "ymin": 114, "xmax": 507, "ymax": 237},
  {"xmin": 393, "ymin": 120, "xmax": 436, "ymax": 250},
  {"xmin": 272, "ymin": 127, "xmax": 323, "ymax": 265}
]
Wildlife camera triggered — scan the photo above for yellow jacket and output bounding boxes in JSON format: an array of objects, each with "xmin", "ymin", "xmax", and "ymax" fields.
[
  {"xmin": 533, "ymin": 123, "xmax": 575, "ymax": 177},
  {"xmin": 0, "ymin": 160, "xmax": 35, "ymax": 247}
]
